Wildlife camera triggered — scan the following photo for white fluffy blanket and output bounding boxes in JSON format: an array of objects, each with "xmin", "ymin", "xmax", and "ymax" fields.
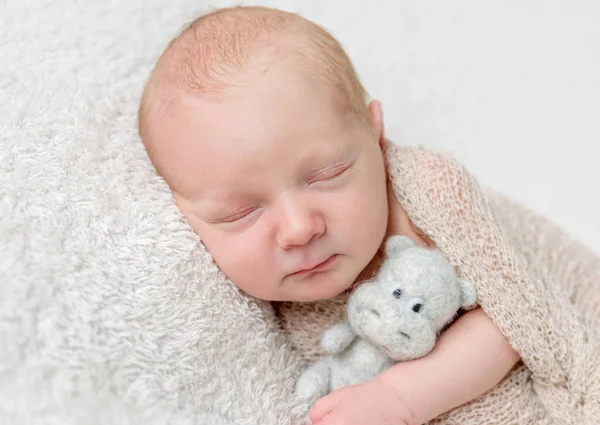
[{"xmin": 1, "ymin": 1, "xmax": 599, "ymax": 424}]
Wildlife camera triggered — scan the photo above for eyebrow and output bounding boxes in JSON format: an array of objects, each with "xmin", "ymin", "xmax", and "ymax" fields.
[{"xmin": 299, "ymin": 142, "xmax": 358, "ymax": 172}]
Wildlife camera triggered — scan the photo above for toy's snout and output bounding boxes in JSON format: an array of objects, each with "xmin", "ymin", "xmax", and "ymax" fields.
[{"xmin": 347, "ymin": 281, "xmax": 437, "ymax": 360}]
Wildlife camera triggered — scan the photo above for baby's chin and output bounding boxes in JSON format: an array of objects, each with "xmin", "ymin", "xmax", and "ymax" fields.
[{"xmin": 285, "ymin": 269, "xmax": 359, "ymax": 302}]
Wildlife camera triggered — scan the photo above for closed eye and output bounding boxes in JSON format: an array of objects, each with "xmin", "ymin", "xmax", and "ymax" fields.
[
  {"xmin": 309, "ymin": 163, "xmax": 351, "ymax": 184},
  {"xmin": 209, "ymin": 207, "xmax": 260, "ymax": 224}
]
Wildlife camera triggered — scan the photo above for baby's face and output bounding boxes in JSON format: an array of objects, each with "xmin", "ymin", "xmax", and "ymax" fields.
[{"xmin": 152, "ymin": 65, "xmax": 388, "ymax": 301}]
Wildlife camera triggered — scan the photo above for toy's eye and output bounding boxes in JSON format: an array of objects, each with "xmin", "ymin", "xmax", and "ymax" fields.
[
  {"xmin": 392, "ymin": 288, "xmax": 402, "ymax": 299},
  {"xmin": 412, "ymin": 303, "xmax": 423, "ymax": 313}
]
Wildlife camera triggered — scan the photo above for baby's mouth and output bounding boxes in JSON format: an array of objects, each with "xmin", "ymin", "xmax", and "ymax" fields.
[{"xmin": 290, "ymin": 254, "xmax": 337, "ymax": 276}]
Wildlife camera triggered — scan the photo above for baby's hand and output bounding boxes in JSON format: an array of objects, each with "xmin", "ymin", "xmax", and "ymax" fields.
[{"xmin": 309, "ymin": 378, "xmax": 416, "ymax": 425}]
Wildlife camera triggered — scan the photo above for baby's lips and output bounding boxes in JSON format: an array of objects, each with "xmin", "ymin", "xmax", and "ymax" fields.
[{"xmin": 291, "ymin": 254, "xmax": 337, "ymax": 275}]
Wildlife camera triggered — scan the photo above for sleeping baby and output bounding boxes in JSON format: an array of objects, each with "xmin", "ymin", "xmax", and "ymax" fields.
[{"xmin": 137, "ymin": 6, "xmax": 520, "ymax": 425}]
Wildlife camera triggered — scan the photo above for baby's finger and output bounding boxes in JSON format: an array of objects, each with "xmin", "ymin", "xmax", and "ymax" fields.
[{"xmin": 308, "ymin": 387, "xmax": 347, "ymax": 424}]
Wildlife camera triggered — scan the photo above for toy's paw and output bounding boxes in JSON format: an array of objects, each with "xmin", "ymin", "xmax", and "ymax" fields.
[
  {"xmin": 295, "ymin": 360, "xmax": 331, "ymax": 405},
  {"xmin": 321, "ymin": 322, "xmax": 356, "ymax": 354},
  {"xmin": 295, "ymin": 376, "xmax": 322, "ymax": 405}
]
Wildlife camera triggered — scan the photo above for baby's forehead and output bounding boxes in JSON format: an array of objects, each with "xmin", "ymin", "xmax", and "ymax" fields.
[
  {"xmin": 144, "ymin": 31, "xmax": 336, "ymax": 156},
  {"xmin": 139, "ymin": 6, "xmax": 371, "ymax": 197},
  {"xmin": 148, "ymin": 86, "xmax": 359, "ymax": 201}
]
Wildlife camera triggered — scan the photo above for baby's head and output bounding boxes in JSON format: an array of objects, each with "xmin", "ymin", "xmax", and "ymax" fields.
[{"xmin": 138, "ymin": 6, "xmax": 389, "ymax": 302}]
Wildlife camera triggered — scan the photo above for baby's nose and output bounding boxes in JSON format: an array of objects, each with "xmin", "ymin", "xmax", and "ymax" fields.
[
  {"xmin": 276, "ymin": 198, "xmax": 325, "ymax": 248},
  {"xmin": 278, "ymin": 223, "xmax": 321, "ymax": 248}
]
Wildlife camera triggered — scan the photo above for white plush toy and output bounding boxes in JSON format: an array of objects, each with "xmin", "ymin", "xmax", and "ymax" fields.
[{"xmin": 295, "ymin": 235, "xmax": 478, "ymax": 404}]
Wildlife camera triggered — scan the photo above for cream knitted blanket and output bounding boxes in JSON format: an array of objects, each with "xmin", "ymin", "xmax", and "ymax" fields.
[{"xmin": 278, "ymin": 143, "xmax": 600, "ymax": 424}]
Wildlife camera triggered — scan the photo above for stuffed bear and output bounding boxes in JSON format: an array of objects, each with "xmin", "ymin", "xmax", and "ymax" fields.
[{"xmin": 295, "ymin": 235, "xmax": 478, "ymax": 404}]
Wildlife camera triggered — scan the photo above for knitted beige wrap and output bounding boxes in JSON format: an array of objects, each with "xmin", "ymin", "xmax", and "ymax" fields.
[{"xmin": 276, "ymin": 143, "xmax": 600, "ymax": 424}]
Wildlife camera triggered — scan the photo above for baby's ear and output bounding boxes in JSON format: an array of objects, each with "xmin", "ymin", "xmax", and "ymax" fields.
[
  {"xmin": 385, "ymin": 236, "xmax": 414, "ymax": 255},
  {"xmin": 458, "ymin": 278, "xmax": 478, "ymax": 308}
]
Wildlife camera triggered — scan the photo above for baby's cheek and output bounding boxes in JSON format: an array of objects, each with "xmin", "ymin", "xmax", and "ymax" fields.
[
  {"xmin": 349, "ymin": 193, "xmax": 387, "ymax": 248},
  {"xmin": 219, "ymin": 233, "xmax": 280, "ymax": 298}
]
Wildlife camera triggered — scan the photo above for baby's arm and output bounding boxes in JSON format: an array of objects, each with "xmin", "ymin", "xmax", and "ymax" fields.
[{"xmin": 376, "ymin": 307, "xmax": 519, "ymax": 425}]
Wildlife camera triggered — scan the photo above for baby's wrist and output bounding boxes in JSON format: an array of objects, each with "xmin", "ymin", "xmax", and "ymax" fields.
[{"xmin": 372, "ymin": 373, "xmax": 421, "ymax": 425}]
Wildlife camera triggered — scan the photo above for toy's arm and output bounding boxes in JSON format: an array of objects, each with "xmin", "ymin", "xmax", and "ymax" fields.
[
  {"xmin": 320, "ymin": 322, "xmax": 356, "ymax": 354},
  {"xmin": 376, "ymin": 307, "xmax": 519, "ymax": 425}
]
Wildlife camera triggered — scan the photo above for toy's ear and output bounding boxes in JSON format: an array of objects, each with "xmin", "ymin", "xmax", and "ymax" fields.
[
  {"xmin": 458, "ymin": 278, "xmax": 478, "ymax": 308},
  {"xmin": 385, "ymin": 236, "xmax": 414, "ymax": 255}
]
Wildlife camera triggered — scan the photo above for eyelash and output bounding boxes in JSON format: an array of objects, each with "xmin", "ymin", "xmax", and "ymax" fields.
[
  {"xmin": 216, "ymin": 207, "xmax": 258, "ymax": 223},
  {"xmin": 309, "ymin": 164, "xmax": 350, "ymax": 184}
]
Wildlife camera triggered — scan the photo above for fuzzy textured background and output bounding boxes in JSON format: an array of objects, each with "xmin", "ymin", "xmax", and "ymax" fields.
[{"xmin": 1, "ymin": 0, "xmax": 599, "ymax": 424}]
